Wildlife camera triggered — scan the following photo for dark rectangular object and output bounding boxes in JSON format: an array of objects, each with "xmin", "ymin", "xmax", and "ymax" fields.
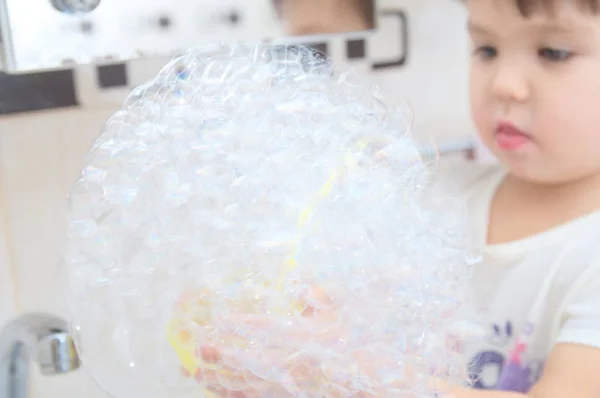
[
  {"xmin": 97, "ymin": 63, "xmax": 128, "ymax": 88},
  {"xmin": 309, "ymin": 42, "xmax": 329, "ymax": 57},
  {"xmin": 346, "ymin": 39, "xmax": 366, "ymax": 60},
  {"xmin": 0, "ymin": 69, "xmax": 78, "ymax": 115}
]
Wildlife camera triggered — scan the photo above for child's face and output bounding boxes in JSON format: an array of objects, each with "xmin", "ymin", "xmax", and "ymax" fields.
[{"xmin": 467, "ymin": 0, "xmax": 600, "ymax": 184}]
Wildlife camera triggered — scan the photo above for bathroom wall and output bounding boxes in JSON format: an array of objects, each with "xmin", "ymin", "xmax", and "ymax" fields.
[{"xmin": 0, "ymin": 1, "xmax": 474, "ymax": 396}]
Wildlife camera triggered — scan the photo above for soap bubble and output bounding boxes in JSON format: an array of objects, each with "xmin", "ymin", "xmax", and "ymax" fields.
[{"xmin": 66, "ymin": 43, "xmax": 474, "ymax": 398}]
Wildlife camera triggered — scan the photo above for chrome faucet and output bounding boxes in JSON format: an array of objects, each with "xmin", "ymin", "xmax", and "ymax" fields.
[{"xmin": 0, "ymin": 313, "xmax": 81, "ymax": 398}]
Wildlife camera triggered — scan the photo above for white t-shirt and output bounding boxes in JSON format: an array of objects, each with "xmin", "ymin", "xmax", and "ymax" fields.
[{"xmin": 440, "ymin": 162, "xmax": 600, "ymax": 393}]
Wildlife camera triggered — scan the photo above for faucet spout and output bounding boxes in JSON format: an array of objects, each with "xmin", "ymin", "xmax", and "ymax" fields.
[{"xmin": 0, "ymin": 313, "xmax": 81, "ymax": 398}]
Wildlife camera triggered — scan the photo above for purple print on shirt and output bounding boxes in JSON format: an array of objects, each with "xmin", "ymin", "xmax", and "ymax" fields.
[
  {"xmin": 496, "ymin": 342, "xmax": 531, "ymax": 393},
  {"xmin": 468, "ymin": 321, "xmax": 542, "ymax": 392}
]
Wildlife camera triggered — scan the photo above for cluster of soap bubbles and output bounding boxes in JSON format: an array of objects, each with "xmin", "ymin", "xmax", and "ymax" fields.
[{"xmin": 66, "ymin": 43, "xmax": 474, "ymax": 398}]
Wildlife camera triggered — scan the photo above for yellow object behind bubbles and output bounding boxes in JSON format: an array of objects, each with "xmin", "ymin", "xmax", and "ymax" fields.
[
  {"xmin": 166, "ymin": 140, "xmax": 369, "ymax": 383},
  {"xmin": 166, "ymin": 320, "xmax": 199, "ymax": 375}
]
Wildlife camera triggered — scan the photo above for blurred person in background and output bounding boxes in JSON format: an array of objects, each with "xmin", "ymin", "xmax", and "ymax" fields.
[{"xmin": 272, "ymin": 0, "xmax": 375, "ymax": 36}]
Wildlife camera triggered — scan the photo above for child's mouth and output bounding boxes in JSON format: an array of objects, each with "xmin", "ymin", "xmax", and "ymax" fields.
[{"xmin": 494, "ymin": 122, "xmax": 531, "ymax": 151}]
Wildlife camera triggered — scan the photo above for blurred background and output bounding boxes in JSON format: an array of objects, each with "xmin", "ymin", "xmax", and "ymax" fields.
[{"xmin": 0, "ymin": 1, "xmax": 492, "ymax": 397}]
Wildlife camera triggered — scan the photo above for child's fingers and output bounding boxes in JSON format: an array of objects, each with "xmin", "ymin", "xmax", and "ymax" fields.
[
  {"xmin": 220, "ymin": 392, "xmax": 242, "ymax": 398},
  {"xmin": 180, "ymin": 366, "xmax": 190, "ymax": 377},
  {"xmin": 195, "ymin": 365, "xmax": 251, "ymax": 390},
  {"xmin": 195, "ymin": 367, "xmax": 218, "ymax": 385},
  {"xmin": 197, "ymin": 367, "xmax": 263, "ymax": 397},
  {"xmin": 198, "ymin": 345, "xmax": 222, "ymax": 363}
]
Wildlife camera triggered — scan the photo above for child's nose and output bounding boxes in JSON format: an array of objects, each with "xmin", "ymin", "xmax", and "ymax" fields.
[{"xmin": 490, "ymin": 63, "xmax": 529, "ymax": 104}]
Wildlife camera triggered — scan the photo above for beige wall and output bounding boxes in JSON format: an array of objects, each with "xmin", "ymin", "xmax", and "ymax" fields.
[{"xmin": 0, "ymin": 108, "xmax": 116, "ymax": 397}]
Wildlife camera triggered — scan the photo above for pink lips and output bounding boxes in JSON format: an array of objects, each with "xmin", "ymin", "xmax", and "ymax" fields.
[{"xmin": 495, "ymin": 122, "xmax": 531, "ymax": 151}]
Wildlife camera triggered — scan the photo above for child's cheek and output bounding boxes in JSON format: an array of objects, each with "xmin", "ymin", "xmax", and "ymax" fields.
[{"xmin": 470, "ymin": 102, "xmax": 493, "ymax": 145}]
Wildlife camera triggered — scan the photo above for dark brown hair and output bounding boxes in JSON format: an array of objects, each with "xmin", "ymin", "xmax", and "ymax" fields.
[{"xmin": 508, "ymin": 0, "xmax": 598, "ymax": 17}]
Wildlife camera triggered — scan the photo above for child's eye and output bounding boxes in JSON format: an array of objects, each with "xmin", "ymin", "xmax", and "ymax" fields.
[
  {"xmin": 472, "ymin": 46, "xmax": 497, "ymax": 60},
  {"xmin": 538, "ymin": 48, "xmax": 573, "ymax": 62}
]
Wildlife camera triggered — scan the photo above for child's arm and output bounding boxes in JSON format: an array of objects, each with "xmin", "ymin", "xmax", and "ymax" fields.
[{"xmin": 444, "ymin": 343, "xmax": 600, "ymax": 398}]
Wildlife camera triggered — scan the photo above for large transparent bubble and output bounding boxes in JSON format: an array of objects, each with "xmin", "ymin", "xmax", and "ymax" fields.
[{"xmin": 66, "ymin": 43, "xmax": 474, "ymax": 398}]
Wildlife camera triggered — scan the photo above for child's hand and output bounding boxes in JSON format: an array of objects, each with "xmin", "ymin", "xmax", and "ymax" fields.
[
  {"xmin": 182, "ymin": 285, "xmax": 351, "ymax": 396},
  {"xmin": 180, "ymin": 285, "xmax": 428, "ymax": 397}
]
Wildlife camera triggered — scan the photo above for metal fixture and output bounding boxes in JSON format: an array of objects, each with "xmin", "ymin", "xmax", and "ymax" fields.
[
  {"xmin": 50, "ymin": 0, "xmax": 100, "ymax": 14},
  {"xmin": 0, "ymin": 313, "xmax": 80, "ymax": 398}
]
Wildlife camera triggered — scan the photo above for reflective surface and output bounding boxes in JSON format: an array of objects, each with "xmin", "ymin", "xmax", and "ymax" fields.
[
  {"xmin": 0, "ymin": 313, "xmax": 80, "ymax": 398},
  {"xmin": 273, "ymin": 0, "xmax": 375, "ymax": 36},
  {"xmin": 50, "ymin": 0, "xmax": 101, "ymax": 14},
  {"xmin": 0, "ymin": 0, "xmax": 376, "ymax": 73}
]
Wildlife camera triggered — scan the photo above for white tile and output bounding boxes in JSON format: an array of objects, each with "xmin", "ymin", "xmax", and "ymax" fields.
[
  {"xmin": 0, "ymin": 107, "xmax": 114, "ymax": 310},
  {"xmin": 0, "ymin": 110, "xmax": 69, "ymax": 314},
  {"xmin": 0, "ymin": 184, "xmax": 17, "ymax": 325},
  {"xmin": 0, "ymin": 107, "xmax": 117, "ymax": 398}
]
